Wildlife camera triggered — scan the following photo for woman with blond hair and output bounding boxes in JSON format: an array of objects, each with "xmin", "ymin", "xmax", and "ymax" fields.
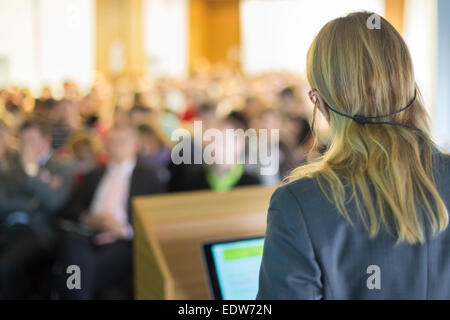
[{"xmin": 257, "ymin": 12, "xmax": 450, "ymax": 299}]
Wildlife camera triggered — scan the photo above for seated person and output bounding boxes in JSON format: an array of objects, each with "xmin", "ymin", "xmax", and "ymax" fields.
[
  {"xmin": 0, "ymin": 120, "xmax": 15, "ymax": 173},
  {"xmin": 57, "ymin": 125, "xmax": 163, "ymax": 299},
  {"xmin": 170, "ymin": 115, "xmax": 260, "ymax": 192},
  {"xmin": 136, "ymin": 124, "xmax": 171, "ymax": 183},
  {"xmin": 244, "ymin": 108, "xmax": 285, "ymax": 186},
  {"xmin": 129, "ymin": 95, "xmax": 156, "ymax": 127},
  {"xmin": 66, "ymin": 132, "xmax": 105, "ymax": 186},
  {"xmin": 0, "ymin": 121, "xmax": 72, "ymax": 299}
]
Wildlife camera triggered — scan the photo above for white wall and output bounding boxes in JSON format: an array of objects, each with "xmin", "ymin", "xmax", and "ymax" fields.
[
  {"xmin": 403, "ymin": 0, "xmax": 450, "ymax": 149},
  {"xmin": 144, "ymin": 0, "xmax": 188, "ymax": 79},
  {"xmin": 240, "ymin": 0, "xmax": 385, "ymax": 74},
  {"xmin": 39, "ymin": 0, "xmax": 94, "ymax": 95},
  {"xmin": 432, "ymin": 0, "xmax": 450, "ymax": 151},
  {"xmin": 403, "ymin": 0, "xmax": 438, "ymax": 115},
  {"xmin": 0, "ymin": 0, "xmax": 36, "ymax": 89},
  {"xmin": 0, "ymin": 0, "xmax": 94, "ymax": 96}
]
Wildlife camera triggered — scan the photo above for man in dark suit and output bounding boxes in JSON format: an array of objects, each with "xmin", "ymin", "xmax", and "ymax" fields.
[
  {"xmin": 57, "ymin": 125, "xmax": 163, "ymax": 299},
  {"xmin": 0, "ymin": 121, "xmax": 72, "ymax": 299}
]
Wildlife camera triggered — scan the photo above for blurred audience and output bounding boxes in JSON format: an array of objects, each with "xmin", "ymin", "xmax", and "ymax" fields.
[
  {"xmin": 0, "ymin": 69, "xmax": 327, "ymax": 299},
  {"xmin": 0, "ymin": 121, "xmax": 72, "ymax": 299}
]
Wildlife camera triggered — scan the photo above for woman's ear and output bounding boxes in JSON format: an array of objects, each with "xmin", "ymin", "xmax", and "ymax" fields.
[{"xmin": 316, "ymin": 95, "xmax": 330, "ymax": 123}]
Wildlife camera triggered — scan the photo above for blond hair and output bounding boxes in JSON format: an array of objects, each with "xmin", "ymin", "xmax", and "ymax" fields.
[{"xmin": 286, "ymin": 12, "xmax": 448, "ymax": 244}]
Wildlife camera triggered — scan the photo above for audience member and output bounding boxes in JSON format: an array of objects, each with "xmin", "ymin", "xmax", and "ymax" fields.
[
  {"xmin": 67, "ymin": 132, "xmax": 105, "ymax": 186},
  {"xmin": 245, "ymin": 108, "xmax": 285, "ymax": 185},
  {"xmin": 171, "ymin": 115, "xmax": 260, "ymax": 192},
  {"xmin": 137, "ymin": 124, "xmax": 171, "ymax": 183},
  {"xmin": 57, "ymin": 125, "xmax": 163, "ymax": 299},
  {"xmin": 0, "ymin": 121, "xmax": 72, "ymax": 299}
]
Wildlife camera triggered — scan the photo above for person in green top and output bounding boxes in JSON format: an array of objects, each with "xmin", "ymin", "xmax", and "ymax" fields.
[
  {"xmin": 170, "ymin": 115, "xmax": 260, "ymax": 192},
  {"xmin": 205, "ymin": 162, "xmax": 245, "ymax": 192}
]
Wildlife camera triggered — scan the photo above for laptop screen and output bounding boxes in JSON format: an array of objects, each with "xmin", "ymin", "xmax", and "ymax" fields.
[{"xmin": 203, "ymin": 236, "xmax": 264, "ymax": 300}]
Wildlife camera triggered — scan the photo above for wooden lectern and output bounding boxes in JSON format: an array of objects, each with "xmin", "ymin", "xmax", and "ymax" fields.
[{"xmin": 133, "ymin": 185, "xmax": 276, "ymax": 300}]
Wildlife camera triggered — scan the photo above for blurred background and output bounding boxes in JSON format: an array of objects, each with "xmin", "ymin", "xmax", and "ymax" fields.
[
  {"xmin": 0, "ymin": 0, "xmax": 449, "ymax": 150},
  {"xmin": 0, "ymin": 0, "xmax": 449, "ymax": 300}
]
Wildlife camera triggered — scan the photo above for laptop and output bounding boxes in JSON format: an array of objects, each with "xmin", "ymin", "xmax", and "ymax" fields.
[{"xmin": 202, "ymin": 236, "xmax": 264, "ymax": 300}]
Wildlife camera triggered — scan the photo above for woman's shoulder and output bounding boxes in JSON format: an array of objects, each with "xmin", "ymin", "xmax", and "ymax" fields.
[
  {"xmin": 431, "ymin": 148, "xmax": 450, "ymax": 180},
  {"xmin": 433, "ymin": 149, "xmax": 450, "ymax": 168},
  {"xmin": 269, "ymin": 177, "xmax": 322, "ymax": 212}
]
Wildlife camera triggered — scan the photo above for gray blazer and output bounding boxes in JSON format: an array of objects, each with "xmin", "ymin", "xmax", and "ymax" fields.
[{"xmin": 257, "ymin": 150, "xmax": 450, "ymax": 299}]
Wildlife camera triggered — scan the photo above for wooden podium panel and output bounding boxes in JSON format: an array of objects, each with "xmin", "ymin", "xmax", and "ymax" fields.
[{"xmin": 133, "ymin": 185, "xmax": 276, "ymax": 300}]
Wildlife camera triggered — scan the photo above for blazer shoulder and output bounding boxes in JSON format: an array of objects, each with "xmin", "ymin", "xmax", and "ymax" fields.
[
  {"xmin": 432, "ymin": 150, "xmax": 450, "ymax": 180},
  {"xmin": 435, "ymin": 151, "xmax": 450, "ymax": 169},
  {"xmin": 269, "ymin": 177, "xmax": 319, "ymax": 212}
]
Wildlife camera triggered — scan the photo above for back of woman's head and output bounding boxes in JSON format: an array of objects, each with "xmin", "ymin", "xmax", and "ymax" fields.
[{"xmin": 288, "ymin": 11, "xmax": 448, "ymax": 244}]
